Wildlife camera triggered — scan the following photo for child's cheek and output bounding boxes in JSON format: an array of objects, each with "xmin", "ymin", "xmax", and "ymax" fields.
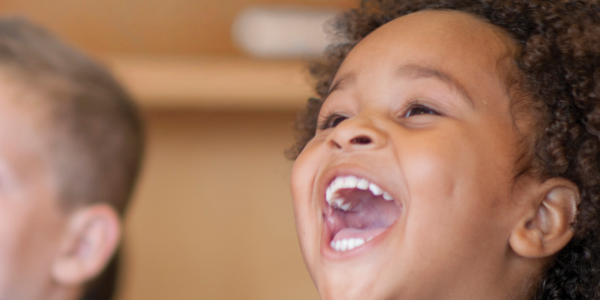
[
  {"xmin": 290, "ymin": 137, "xmax": 324, "ymax": 209},
  {"xmin": 290, "ymin": 137, "xmax": 328, "ymax": 267},
  {"xmin": 290, "ymin": 133, "xmax": 329, "ymax": 208}
]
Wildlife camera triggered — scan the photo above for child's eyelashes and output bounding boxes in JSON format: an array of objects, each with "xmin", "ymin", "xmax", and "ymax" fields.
[
  {"xmin": 318, "ymin": 103, "xmax": 440, "ymax": 130},
  {"xmin": 318, "ymin": 114, "xmax": 348, "ymax": 130},
  {"xmin": 402, "ymin": 104, "xmax": 440, "ymax": 118}
]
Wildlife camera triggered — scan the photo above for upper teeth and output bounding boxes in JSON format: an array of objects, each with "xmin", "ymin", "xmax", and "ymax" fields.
[{"xmin": 326, "ymin": 175, "xmax": 394, "ymax": 210}]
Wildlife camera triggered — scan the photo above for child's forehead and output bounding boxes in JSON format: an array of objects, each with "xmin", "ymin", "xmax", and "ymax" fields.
[{"xmin": 334, "ymin": 10, "xmax": 517, "ymax": 94}]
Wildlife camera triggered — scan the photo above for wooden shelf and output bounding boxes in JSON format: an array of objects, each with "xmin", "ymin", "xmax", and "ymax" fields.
[{"xmin": 102, "ymin": 55, "xmax": 314, "ymax": 111}]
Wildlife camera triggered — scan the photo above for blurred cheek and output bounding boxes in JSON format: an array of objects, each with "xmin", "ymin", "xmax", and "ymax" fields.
[
  {"xmin": 0, "ymin": 204, "xmax": 32, "ymax": 291},
  {"xmin": 0, "ymin": 189, "xmax": 66, "ymax": 294}
]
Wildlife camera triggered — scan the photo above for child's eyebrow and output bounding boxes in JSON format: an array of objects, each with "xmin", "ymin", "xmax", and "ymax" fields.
[
  {"xmin": 328, "ymin": 73, "xmax": 356, "ymax": 96},
  {"xmin": 396, "ymin": 64, "xmax": 475, "ymax": 107}
]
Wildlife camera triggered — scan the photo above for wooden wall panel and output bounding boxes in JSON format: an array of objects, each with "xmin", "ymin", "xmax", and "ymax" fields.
[
  {"xmin": 0, "ymin": 0, "xmax": 355, "ymax": 55},
  {"xmin": 105, "ymin": 55, "xmax": 313, "ymax": 110},
  {"xmin": 117, "ymin": 111, "xmax": 317, "ymax": 300}
]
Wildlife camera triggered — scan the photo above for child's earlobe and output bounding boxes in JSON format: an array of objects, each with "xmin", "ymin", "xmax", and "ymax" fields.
[{"xmin": 509, "ymin": 178, "xmax": 579, "ymax": 258}]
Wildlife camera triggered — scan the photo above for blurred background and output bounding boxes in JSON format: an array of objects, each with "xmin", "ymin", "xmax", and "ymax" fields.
[{"xmin": 0, "ymin": 0, "xmax": 356, "ymax": 299}]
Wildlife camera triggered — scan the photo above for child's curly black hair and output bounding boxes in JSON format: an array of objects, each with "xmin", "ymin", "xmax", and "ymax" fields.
[{"xmin": 289, "ymin": 0, "xmax": 600, "ymax": 298}]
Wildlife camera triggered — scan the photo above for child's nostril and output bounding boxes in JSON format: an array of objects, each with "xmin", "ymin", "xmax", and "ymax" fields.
[{"xmin": 351, "ymin": 136, "xmax": 372, "ymax": 144}]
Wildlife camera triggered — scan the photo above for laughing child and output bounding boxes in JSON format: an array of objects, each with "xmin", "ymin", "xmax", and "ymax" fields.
[
  {"xmin": 289, "ymin": 0, "xmax": 600, "ymax": 299},
  {"xmin": 0, "ymin": 17, "xmax": 143, "ymax": 300}
]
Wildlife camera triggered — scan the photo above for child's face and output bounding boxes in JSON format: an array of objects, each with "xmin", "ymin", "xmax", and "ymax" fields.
[
  {"xmin": 291, "ymin": 11, "xmax": 529, "ymax": 299},
  {"xmin": 0, "ymin": 74, "xmax": 68, "ymax": 299}
]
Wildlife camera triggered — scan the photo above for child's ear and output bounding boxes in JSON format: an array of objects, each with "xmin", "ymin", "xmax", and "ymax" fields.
[
  {"xmin": 509, "ymin": 178, "xmax": 579, "ymax": 258},
  {"xmin": 51, "ymin": 204, "xmax": 121, "ymax": 286}
]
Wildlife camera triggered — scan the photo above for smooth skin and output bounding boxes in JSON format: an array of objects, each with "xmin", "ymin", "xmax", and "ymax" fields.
[{"xmin": 291, "ymin": 11, "xmax": 578, "ymax": 300}]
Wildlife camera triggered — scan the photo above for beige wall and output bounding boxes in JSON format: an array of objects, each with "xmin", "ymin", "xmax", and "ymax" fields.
[{"xmin": 117, "ymin": 111, "xmax": 318, "ymax": 300}]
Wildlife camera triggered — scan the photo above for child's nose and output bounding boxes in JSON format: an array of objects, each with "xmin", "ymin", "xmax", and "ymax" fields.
[{"xmin": 328, "ymin": 115, "xmax": 387, "ymax": 151}]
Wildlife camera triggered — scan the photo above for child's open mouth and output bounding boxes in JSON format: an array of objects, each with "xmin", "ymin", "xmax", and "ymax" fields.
[{"xmin": 324, "ymin": 175, "xmax": 401, "ymax": 252}]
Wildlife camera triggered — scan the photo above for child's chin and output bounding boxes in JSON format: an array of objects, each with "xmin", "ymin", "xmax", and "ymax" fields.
[
  {"xmin": 317, "ymin": 271, "xmax": 399, "ymax": 300},
  {"xmin": 312, "ymin": 253, "xmax": 406, "ymax": 300}
]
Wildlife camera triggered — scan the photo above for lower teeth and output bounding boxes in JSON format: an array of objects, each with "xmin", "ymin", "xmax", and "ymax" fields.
[{"xmin": 330, "ymin": 238, "xmax": 366, "ymax": 252}]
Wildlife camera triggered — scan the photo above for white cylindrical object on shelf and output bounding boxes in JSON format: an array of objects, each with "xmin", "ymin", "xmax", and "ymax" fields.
[{"xmin": 232, "ymin": 6, "xmax": 338, "ymax": 59}]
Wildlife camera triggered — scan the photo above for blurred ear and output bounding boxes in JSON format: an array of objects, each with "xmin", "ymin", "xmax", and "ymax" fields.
[
  {"xmin": 51, "ymin": 204, "xmax": 121, "ymax": 286},
  {"xmin": 509, "ymin": 178, "xmax": 578, "ymax": 258}
]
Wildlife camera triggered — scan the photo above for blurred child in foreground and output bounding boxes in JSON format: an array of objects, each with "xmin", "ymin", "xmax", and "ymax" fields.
[
  {"xmin": 0, "ymin": 17, "xmax": 143, "ymax": 300},
  {"xmin": 289, "ymin": 0, "xmax": 600, "ymax": 299}
]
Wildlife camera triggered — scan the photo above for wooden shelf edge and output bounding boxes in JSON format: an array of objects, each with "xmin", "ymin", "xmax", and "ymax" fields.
[{"xmin": 101, "ymin": 55, "xmax": 315, "ymax": 111}]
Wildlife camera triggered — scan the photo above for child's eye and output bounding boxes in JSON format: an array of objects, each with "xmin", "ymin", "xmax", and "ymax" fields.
[
  {"xmin": 318, "ymin": 114, "xmax": 348, "ymax": 130},
  {"xmin": 404, "ymin": 105, "xmax": 439, "ymax": 117}
]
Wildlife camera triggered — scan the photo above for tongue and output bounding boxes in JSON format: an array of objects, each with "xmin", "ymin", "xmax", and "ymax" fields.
[
  {"xmin": 332, "ymin": 227, "xmax": 387, "ymax": 242},
  {"xmin": 326, "ymin": 189, "xmax": 401, "ymax": 244}
]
